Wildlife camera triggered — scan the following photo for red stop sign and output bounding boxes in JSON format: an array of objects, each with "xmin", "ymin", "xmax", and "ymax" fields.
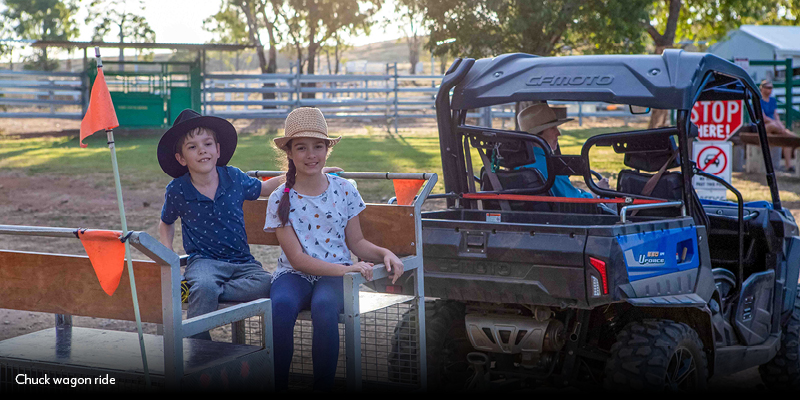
[{"xmin": 690, "ymin": 100, "xmax": 743, "ymax": 141}]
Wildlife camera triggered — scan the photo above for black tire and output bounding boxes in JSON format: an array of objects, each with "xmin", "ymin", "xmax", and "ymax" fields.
[
  {"xmin": 759, "ymin": 288, "xmax": 800, "ymax": 389},
  {"xmin": 389, "ymin": 300, "xmax": 474, "ymax": 390},
  {"xmin": 604, "ymin": 319, "xmax": 708, "ymax": 391}
]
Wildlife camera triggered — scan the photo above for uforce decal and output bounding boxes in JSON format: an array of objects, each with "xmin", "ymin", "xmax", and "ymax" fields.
[
  {"xmin": 624, "ymin": 249, "xmax": 666, "ymax": 267},
  {"xmin": 638, "ymin": 251, "xmax": 666, "ymax": 265},
  {"xmin": 527, "ymin": 75, "xmax": 614, "ymax": 87}
]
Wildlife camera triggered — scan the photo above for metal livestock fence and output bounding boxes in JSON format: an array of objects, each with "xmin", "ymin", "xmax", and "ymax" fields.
[
  {"xmin": 202, "ymin": 63, "xmax": 646, "ymax": 131},
  {"xmin": 0, "ymin": 69, "xmax": 85, "ymax": 120},
  {"xmin": 0, "ymin": 65, "xmax": 647, "ymax": 129}
]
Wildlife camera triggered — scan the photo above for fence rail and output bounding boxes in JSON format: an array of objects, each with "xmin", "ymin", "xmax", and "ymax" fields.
[
  {"xmin": 203, "ymin": 65, "xmax": 646, "ymax": 131},
  {"xmin": 0, "ymin": 66, "xmax": 648, "ymax": 129}
]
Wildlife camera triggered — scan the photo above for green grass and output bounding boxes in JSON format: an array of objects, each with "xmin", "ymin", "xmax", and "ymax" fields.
[{"xmin": 2, "ymin": 126, "xmax": 797, "ymax": 207}]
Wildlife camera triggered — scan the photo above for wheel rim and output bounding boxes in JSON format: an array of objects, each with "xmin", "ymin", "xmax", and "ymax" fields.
[
  {"xmin": 666, "ymin": 347, "xmax": 698, "ymax": 390},
  {"xmin": 440, "ymin": 336, "xmax": 474, "ymax": 384}
]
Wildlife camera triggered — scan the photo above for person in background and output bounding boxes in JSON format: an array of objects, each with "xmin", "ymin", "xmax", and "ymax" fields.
[{"xmin": 760, "ymin": 79, "xmax": 799, "ymax": 173}]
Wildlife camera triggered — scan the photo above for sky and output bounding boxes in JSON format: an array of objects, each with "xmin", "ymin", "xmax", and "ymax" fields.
[{"xmin": 75, "ymin": 0, "xmax": 402, "ymax": 50}]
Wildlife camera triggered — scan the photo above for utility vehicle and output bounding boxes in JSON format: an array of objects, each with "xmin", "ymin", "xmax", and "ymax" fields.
[{"xmin": 380, "ymin": 50, "xmax": 800, "ymax": 391}]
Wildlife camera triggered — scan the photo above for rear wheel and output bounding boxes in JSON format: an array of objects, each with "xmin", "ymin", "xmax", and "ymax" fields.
[
  {"xmin": 389, "ymin": 300, "xmax": 473, "ymax": 391},
  {"xmin": 759, "ymin": 287, "xmax": 800, "ymax": 389},
  {"xmin": 604, "ymin": 319, "xmax": 708, "ymax": 390}
]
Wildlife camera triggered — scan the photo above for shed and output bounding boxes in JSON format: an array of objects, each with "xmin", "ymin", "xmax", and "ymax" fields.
[{"xmin": 709, "ymin": 25, "xmax": 800, "ymax": 83}]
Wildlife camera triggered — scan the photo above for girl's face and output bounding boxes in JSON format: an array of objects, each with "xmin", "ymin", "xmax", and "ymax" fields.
[{"xmin": 287, "ymin": 137, "xmax": 329, "ymax": 176}]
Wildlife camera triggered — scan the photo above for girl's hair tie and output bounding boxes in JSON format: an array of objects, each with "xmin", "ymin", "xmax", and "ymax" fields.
[{"xmin": 284, "ymin": 188, "xmax": 291, "ymax": 193}]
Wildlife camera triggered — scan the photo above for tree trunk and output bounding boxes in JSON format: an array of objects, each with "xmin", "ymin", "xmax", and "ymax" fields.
[
  {"xmin": 408, "ymin": 35, "xmax": 419, "ymax": 75},
  {"xmin": 646, "ymin": 0, "xmax": 682, "ymax": 129}
]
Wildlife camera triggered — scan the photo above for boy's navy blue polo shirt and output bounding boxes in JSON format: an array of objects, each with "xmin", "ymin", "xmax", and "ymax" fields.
[{"xmin": 161, "ymin": 166, "xmax": 262, "ymax": 264}]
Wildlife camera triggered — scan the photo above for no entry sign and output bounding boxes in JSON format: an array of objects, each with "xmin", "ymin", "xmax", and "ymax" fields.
[
  {"xmin": 690, "ymin": 100, "xmax": 743, "ymax": 141},
  {"xmin": 692, "ymin": 142, "xmax": 733, "ymax": 201}
]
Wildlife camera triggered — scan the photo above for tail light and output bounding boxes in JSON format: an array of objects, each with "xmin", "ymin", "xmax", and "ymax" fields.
[
  {"xmin": 589, "ymin": 257, "xmax": 608, "ymax": 297},
  {"xmin": 385, "ymin": 285, "xmax": 403, "ymax": 294}
]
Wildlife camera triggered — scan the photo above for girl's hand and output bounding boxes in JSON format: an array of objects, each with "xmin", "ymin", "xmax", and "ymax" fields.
[
  {"xmin": 383, "ymin": 252, "xmax": 405, "ymax": 284},
  {"xmin": 348, "ymin": 261, "xmax": 374, "ymax": 281},
  {"xmin": 323, "ymin": 166, "xmax": 344, "ymax": 174}
]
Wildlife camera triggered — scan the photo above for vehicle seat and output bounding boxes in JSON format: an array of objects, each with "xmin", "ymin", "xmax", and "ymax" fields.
[{"xmin": 479, "ymin": 167, "xmax": 553, "ymax": 212}]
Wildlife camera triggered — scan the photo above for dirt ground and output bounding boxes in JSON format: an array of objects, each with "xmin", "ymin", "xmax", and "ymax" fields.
[{"xmin": 1, "ymin": 117, "xmax": 792, "ymax": 390}]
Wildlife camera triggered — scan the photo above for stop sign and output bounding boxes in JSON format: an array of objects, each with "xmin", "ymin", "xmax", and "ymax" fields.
[{"xmin": 690, "ymin": 100, "xmax": 743, "ymax": 141}]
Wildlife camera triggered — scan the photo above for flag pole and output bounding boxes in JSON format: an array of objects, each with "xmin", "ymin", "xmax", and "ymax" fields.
[{"xmin": 94, "ymin": 47, "xmax": 151, "ymax": 387}]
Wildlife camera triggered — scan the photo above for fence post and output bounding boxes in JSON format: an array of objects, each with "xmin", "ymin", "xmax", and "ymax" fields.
[
  {"xmin": 578, "ymin": 102, "xmax": 583, "ymax": 126},
  {"xmin": 786, "ymin": 58, "xmax": 794, "ymax": 128},
  {"xmin": 394, "ymin": 62, "xmax": 399, "ymax": 134},
  {"xmin": 295, "ymin": 65, "xmax": 301, "ymax": 111}
]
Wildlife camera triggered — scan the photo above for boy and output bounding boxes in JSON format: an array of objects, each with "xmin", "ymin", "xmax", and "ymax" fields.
[{"xmin": 156, "ymin": 109, "xmax": 280, "ymax": 340}]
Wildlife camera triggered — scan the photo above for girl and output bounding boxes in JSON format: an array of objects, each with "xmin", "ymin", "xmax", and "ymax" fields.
[{"xmin": 264, "ymin": 107, "xmax": 405, "ymax": 391}]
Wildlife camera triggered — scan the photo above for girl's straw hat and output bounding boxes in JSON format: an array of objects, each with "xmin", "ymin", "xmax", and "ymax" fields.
[{"xmin": 274, "ymin": 107, "xmax": 341, "ymax": 151}]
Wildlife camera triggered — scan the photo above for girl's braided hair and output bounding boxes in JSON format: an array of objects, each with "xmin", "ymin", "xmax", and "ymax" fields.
[{"xmin": 277, "ymin": 141, "xmax": 296, "ymax": 226}]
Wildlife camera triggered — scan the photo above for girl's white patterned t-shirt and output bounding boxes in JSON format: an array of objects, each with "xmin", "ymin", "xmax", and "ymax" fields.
[{"xmin": 264, "ymin": 174, "xmax": 366, "ymax": 283}]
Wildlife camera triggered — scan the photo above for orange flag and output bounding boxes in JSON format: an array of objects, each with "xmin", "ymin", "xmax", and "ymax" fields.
[
  {"xmin": 393, "ymin": 179, "xmax": 425, "ymax": 206},
  {"xmin": 80, "ymin": 68, "xmax": 119, "ymax": 148},
  {"xmin": 78, "ymin": 230, "xmax": 126, "ymax": 296}
]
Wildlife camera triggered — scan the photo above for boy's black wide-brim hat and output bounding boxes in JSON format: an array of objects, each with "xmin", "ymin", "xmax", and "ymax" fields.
[{"xmin": 157, "ymin": 109, "xmax": 238, "ymax": 178}]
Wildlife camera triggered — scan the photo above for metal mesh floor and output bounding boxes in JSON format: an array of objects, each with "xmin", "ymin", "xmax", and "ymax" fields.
[{"xmin": 240, "ymin": 300, "xmax": 421, "ymax": 390}]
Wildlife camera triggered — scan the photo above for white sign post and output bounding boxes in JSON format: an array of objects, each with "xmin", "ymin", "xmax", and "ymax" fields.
[
  {"xmin": 690, "ymin": 99, "xmax": 742, "ymax": 201},
  {"xmin": 692, "ymin": 142, "xmax": 733, "ymax": 201}
]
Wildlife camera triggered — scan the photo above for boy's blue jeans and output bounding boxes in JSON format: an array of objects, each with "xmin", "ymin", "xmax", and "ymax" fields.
[
  {"xmin": 184, "ymin": 257, "xmax": 272, "ymax": 341},
  {"xmin": 271, "ymin": 273, "xmax": 345, "ymax": 392}
]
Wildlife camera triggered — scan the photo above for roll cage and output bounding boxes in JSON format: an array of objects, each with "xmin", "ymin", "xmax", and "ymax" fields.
[{"xmin": 435, "ymin": 50, "xmax": 781, "ymax": 215}]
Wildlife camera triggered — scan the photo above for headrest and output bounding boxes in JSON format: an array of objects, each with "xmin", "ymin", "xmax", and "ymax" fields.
[{"xmin": 624, "ymin": 136, "xmax": 680, "ymax": 172}]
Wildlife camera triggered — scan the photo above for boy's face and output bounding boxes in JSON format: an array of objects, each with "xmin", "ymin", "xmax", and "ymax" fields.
[
  {"xmin": 286, "ymin": 137, "xmax": 329, "ymax": 176},
  {"xmin": 175, "ymin": 129, "xmax": 220, "ymax": 175}
]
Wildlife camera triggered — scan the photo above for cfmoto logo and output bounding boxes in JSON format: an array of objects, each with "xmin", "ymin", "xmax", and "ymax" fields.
[{"xmin": 527, "ymin": 75, "xmax": 615, "ymax": 86}]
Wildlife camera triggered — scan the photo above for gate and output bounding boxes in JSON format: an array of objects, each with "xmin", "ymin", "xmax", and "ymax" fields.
[{"xmin": 87, "ymin": 59, "xmax": 201, "ymax": 127}]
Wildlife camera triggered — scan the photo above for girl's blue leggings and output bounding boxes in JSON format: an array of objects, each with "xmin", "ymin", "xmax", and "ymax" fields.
[{"xmin": 271, "ymin": 273, "xmax": 344, "ymax": 391}]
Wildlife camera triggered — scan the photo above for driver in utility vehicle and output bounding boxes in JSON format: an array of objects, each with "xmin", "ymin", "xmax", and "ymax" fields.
[{"xmin": 516, "ymin": 103, "xmax": 610, "ymax": 198}]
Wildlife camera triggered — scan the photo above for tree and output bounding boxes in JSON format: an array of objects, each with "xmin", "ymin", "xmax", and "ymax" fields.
[
  {"xmin": 388, "ymin": 0, "xmax": 426, "ymax": 74},
  {"xmin": 234, "ymin": 0, "xmax": 281, "ymax": 74},
  {"xmin": 2, "ymin": 0, "xmax": 79, "ymax": 70},
  {"xmin": 278, "ymin": 0, "xmax": 382, "ymax": 75},
  {"xmin": 203, "ymin": 1, "xmax": 252, "ymax": 71},
  {"xmin": 642, "ymin": 0, "xmax": 799, "ymax": 127},
  {"xmin": 85, "ymin": 0, "xmax": 156, "ymax": 62},
  {"xmin": 421, "ymin": 0, "xmax": 650, "ymax": 61}
]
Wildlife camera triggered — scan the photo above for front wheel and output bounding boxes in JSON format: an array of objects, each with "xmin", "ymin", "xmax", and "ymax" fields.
[
  {"xmin": 759, "ymin": 287, "xmax": 800, "ymax": 389},
  {"xmin": 604, "ymin": 319, "xmax": 708, "ymax": 391}
]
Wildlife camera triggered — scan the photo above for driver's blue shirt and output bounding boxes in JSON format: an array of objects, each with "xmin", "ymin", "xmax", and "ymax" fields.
[{"xmin": 515, "ymin": 147, "xmax": 593, "ymax": 199}]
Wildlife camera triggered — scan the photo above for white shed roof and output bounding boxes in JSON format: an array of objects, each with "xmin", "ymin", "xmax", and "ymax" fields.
[{"xmin": 738, "ymin": 25, "xmax": 800, "ymax": 54}]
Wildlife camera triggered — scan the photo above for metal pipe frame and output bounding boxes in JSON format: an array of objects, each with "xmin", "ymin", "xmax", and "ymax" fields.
[
  {"xmin": 243, "ymin": 172, "xmax": 436, "ymax": 391},
  {"xmin": 619, "ymin": 201, "xmax": 685, "ymax": 223},
  {"xmin": 0, "ymin": 226, "xmax": 274, "ymax": 391}
]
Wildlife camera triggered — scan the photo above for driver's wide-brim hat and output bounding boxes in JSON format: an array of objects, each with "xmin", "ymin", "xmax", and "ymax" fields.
[
  {"xmin": 157, "ymin": 109, "xmax": 238, "ymax": 178},
  {"xmin": 274, "ymin": 107, "xmax": 341, "ymax": 151},
  {"xmin": 518, "ymin": 103, "xmax": 574, "ymax": 135}
]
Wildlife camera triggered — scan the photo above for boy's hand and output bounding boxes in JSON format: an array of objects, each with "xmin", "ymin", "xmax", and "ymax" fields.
[{"xmin": 383, "ymin": 252, "xmax": 405, "ymax": 284}]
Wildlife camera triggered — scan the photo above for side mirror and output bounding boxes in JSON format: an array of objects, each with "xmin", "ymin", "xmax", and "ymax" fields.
[{"xmin": 630, "ymin": 105, "xmax": 651, "ymax": 114}]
